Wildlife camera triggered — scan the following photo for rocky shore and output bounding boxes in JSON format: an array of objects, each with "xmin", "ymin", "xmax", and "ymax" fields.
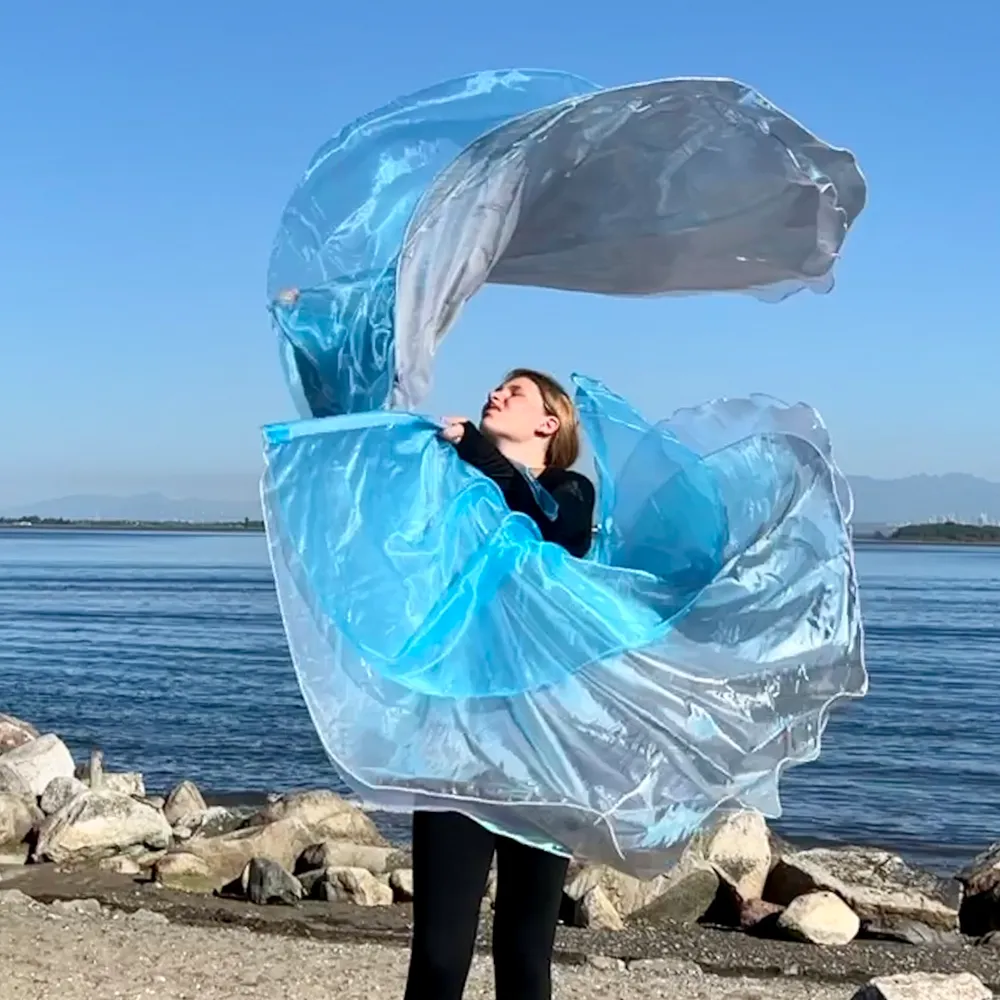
[{"xmin": 3, "ymin": 712, "xmax": 1000, "ymax": 999}]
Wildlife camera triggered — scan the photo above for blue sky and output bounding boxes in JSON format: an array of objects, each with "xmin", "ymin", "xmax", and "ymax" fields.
[{"xmin": 1, "ymin": 1, "xmax": 996, "ymax": 506}]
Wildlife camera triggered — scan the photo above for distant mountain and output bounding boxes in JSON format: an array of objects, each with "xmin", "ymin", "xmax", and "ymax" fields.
[
  {"xmin": 848, "ymin": 474, "xmax": 1000, "ymax": 526},
  {"xmin": 1, "ymin": 492, "xmax": 260, "ymax": 523},
  {"xmin": 6, "ymin": 474, "xmax": 1000, "ymax": 526}
]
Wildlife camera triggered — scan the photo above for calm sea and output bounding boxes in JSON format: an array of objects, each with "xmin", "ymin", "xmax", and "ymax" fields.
[{"xmin": 1, "ymin": 528, "xmax": 996, "ymax": 875}]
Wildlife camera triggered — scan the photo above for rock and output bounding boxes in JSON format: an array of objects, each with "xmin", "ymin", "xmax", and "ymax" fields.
[
  {"xmin": 627, "ymin": 865, "xmax": 721, "ymax": 925},
  {"xmin": 766, "ymin": 847, "xmax": 959, "ymax": 932},
  {"xmin": 0, "ymin": 714, "xmax": 39, "ymax": 752},
  {"xmin": 103, "ymin": 773, "xmax": 145, "ymax": 797},
  {"xmin": 682, "ymin": 809, "xmax": 772, "ymax": 900},
  {"xmin": 0, "ymin": 888, "xmax": 41, "ymax": 909},
  {"xmin": 0, "ymin": 765, "xmax": 34, "ymax": 800},
  {"xmin": 861, "ymin": 916, "xmax": 963, "ymax": 947},
  {"xmin": 125, "ymin": 908, "xmax": 169, "ymax": 925},
  {"xmin": 958, "ymin": 841, "xmax": 1000, "ymax": 935},
  {"xmin": 244, "ymin": 790, "xmax": 385, "ymax": 846},
  {"xmin": 295, "ymin": 841, "xmax": 409, "ymax": 876},
  {"xmin": 320, "ymin": 866, "xmax": 393, "ymax": 906},
  {"xmin": 0, "ymin": 792, "xmax": 40, "ymax": 856},
  {"xmin": 240, "ymin": 857, "xmax": 303, "ymax": 905},
  {"xmin": 145, "ymin": 796, "xmax": 166, "ymax": 810},
  {"xmin": 586, "ymin": 955, "xmax": 625, "ymax": 971},
  {"xmin": 158, "ymin": 817, "xmax": 317, "ymax": 892},
  {"xmin": 153, "ymin": 852, "xmax": 218, "ymax": 894},
  {"xmin": 576, "ymin": 886, "xmax": 625, "ymax": 931},
  {"xmin": 389, "ymin": 868, "xmax": 414, "ymax": 903},
  {"xmin": 738, "ymin": 897, "xmax": 784, "ymax": 932},
  {"xmin": 852, "ymin": 972, "xmax": 992, "ymax": 1000},
  {"xmin": 98, "ymin": 855, "xmax": 142, "ymax": 875},
  {"xmin": 777, "ymin": 890, "xmax": 860, "ymax": 946},
  {"xmin": 39, "ymin": 776, "xmax": 87, "ymax": 816},
  {"xmin": 627, "ymin": 957, "xmax": 703, "ymax": 977},
  {"xmin": 163, "ymin": 780, "xmax": 207, "ymax": 826},
  {"xmin": 297, "ymin": 868, "xmax": 327, "ymax": 898},
  {"xmin": 0, "ymin": 734, "xmax": 75, "ymax": 797},
  {"xmin": 50, "ymin": 897, "xmax": 103, "ymax": 918},
  {"xmin": 34, "ymin": 790, "xmax": 172, "ymax": 863}
]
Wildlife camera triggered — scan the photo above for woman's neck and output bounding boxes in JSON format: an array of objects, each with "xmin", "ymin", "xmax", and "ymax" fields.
[{"xmin": 488, "ymin": 433, "xmax": 548, "ymax": 474}]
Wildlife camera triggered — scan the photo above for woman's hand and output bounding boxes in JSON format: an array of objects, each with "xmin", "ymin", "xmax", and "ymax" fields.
[
  {"xmin": 276, "ymin": 288, "xmax": 300, "ymax": 307},
  {"xmin": 439, "ymin": 417, "xmax": 469, "ymax": 444}
]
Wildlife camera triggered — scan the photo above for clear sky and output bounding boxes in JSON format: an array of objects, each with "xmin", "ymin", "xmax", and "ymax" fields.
[{"xmin": 1, "ymin": 1, "xmax": 996, "ymax": 506}]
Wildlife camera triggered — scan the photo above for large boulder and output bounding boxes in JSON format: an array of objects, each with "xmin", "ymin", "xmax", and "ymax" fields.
[
  {"xmin": 153, "ymin": 852, "xmax": 218, "ymax": 893},
  {"xmin": 163, "ymin": 780, "xmax": 208, "ymax": 827},
  {"xmin": 0, "ymin": 714, "xmax": 39, "ymax": 752},
  {"xmin": 565, "ymin": 860, "xmax": 719, "ymax": 925},
  {"xmin": 34, "ymin": 790, "xmax": 172, "ymax": 863},
  {"xmin": 39, "ymin": 776, "xmax": 87, "ymax": 816},
  {"xmin": 777, "ymin": 890, "xmax": 860, "ymax": 945},
  {"xmin": 852, "ymin": 972, "xmax": 992, "ymax": 1000},
  {"xmin": 957, "ymin": 841, "xmax": 1000, "ymax": 936},
  {"xmin": 244, "ymin": 790, "xmax": 385, "ymax": 846},
  {"xmin": 0, "ymin": 792, "xmax": 41, "ymax": 862},
  {"xmin": 295, "ymin": 841, "xmax": 409, "ymax": 876},
  {"xmin": 0, "ymin": 734, "xmax": 75, "ymax": 797},
  {"xmin": 241, "ymin": 858, "xmax": 302, "ymax": 905},
  {"xmin": 320, "ymin": 866, "xmax": 393, "ymax": 906},
  {"xmin": 766, "ymin": 847, "xmax": 960, "ymax": 933},
  {"xmin": 157, "ymin": 817, "xmax": 318, "ymax": 892},
  {"xmin": 682, "ymin": 809, "xmax": 772, "ymax": 900}
]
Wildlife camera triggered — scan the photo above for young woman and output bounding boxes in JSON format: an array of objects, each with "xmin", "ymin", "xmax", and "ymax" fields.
[{"xmin": 403, "ymin": 368, "xmax": 595, "ymax": 1000}]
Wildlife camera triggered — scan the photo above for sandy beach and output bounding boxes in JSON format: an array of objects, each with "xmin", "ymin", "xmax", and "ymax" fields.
[{"xmin": 0, "ymin": 892, "xmax": 857, "ymax": 1000}]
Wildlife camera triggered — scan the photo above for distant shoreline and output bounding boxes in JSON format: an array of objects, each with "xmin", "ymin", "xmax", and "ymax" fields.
[{"xmin": 0, "ymin": 519, "xmax": 264, "ymax": 533}]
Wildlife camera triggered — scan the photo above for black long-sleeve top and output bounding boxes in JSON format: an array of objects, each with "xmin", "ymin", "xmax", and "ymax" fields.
[{"xmin": 454, "ymin": 422, "xmax": 595, "ymax": 559}]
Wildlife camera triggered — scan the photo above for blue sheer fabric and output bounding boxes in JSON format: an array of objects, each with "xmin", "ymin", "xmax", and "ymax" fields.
[
  {"xmin": 268, "ymin": 72, "xmax": 865, "ymax": 418},
  {"xmin": 262, "ymin": 69, "xmax": 868, "ymax": 873},
  {"xmin": 262, "ymin": 377, "xmax": 866, "ymax": 875}
]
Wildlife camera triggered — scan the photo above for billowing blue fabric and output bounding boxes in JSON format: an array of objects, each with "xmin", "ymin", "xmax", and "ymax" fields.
[
  {"xmin": 269, "ymin": 72, "xmax": 865, "ymax": 418},
  {"xmin": 262, "ymin": 377, "xmax": 866, "ymax": 875}
]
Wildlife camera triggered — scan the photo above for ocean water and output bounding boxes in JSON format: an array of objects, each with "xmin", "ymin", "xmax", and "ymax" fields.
[{"xmin": 1, "ymin": 528, "xmax": 997, "ymax": 875}]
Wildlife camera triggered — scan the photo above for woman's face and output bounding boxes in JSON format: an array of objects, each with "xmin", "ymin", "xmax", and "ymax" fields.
[{"xmin": 481, "ymin": 376, "xmax": 557, "ymax": 444}]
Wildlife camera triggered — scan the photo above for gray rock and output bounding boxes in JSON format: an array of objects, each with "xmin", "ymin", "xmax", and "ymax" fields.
[
  {"xmin": 320, "ymin": 866, "xmax": 393, "ymax": 906},
  {"xmin": 627, "ymin": 957, "xmax": 703, "ymax": 977},
  {"xmin": 39, "ymin": 776, "xmax": 87, "ymax": 816},
  {"xmin": 0, "ymin": 888, "xmax": 41, "ymax": 910},
  {"xmin": 295, "ymin": 841, "xmax": 410, "ymax": 876},
  {"xmin": 777, "ymin": 890, "xmax": 860, "ymax": 946},
  {"xmin": 125, "ymin": 907, "xmax": 169, "ymax": 925},
  {"xmin": 576, "ymin": 886, "xmax": 625, "ymax": 931},
  {"xmin": 766, "ymin": 847, "xmax": 960, "ymax": 932},
  {"xmin": 240, "ymin": 857, "xmax": 303, "ymax": 906},
  {"xmin": 389, "ymin": 868, "xmax": 414, "ymax": 903},
  {"xmin": 958, "ymin": 841, "xmax": 1000, "ymax": 936},
  {"xmin": 628, "ymin": 865, "xmax": 721, "ymax": 925},
  {"xmin": 243, "ymin": 790, "xmax": 385, "ymax": 846},
  {"xmin": 861, "ymin": 916, "xmax": 964, "ymax": 947},
  {"xmin": 34, "ymin": 790, "xmax": 172, "ymax": 863},
  {"xmin": 681, "ymin": 809, "xmax": 771, "ymax": 900},
  {"xmin": 0, "ymin": 714, "xmax": 39, "ymax": 752},
  {"xmin": 852, "ymin": 972, "xmax": 992, "ymax": 1000},
  {"xmin": 49, "ymin": 897, "xmax": 103, "ymax": 918},
  {"xmin": 585, "ymin": 955, "xmax": 625, "ymax": 971},
  {"xmin": 98, "ymin": 855, "xmax": 142, "ymax": 875},
  {"xmin": 0, "ymin": 792, "xmax": 40, "ymax": 857},
  {"xmin": 163, "ymin": 780, "xmax": 207, "ymax": 827},
  {"xmin": 0, "ymin": 765, "xmax": 33, "ymax": 800},
  {"xmin": 0, "ymin": 734, "xmax": 75, "ymax": 797}
]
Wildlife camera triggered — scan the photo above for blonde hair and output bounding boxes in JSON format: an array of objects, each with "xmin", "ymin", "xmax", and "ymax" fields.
[{"xmin": 504, "ymin": 368, "xmax": 580, "ymax": 470}]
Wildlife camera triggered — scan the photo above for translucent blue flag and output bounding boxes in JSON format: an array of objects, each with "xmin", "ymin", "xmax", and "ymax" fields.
[
  {"xmin": 262, "ymin": 377, "xmax": 866, "ymax": 875},
  {"xmin": 268, "ymin": 71, "xmax": 865, "ymax": 419},
  {"xmin": 262, "ymin": 70, "xmax": 868, "ymax": 873}
]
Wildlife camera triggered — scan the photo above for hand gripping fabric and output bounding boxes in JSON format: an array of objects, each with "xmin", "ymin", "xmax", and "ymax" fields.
[{"xmin": 262, "ymin": 69, "xmax": 868, "ymax": 874}]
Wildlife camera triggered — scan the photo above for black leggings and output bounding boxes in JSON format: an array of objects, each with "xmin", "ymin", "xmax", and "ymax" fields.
[{"xmin": 403, "ymin": 810, "xmax": 569, "ymax": 1000}]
